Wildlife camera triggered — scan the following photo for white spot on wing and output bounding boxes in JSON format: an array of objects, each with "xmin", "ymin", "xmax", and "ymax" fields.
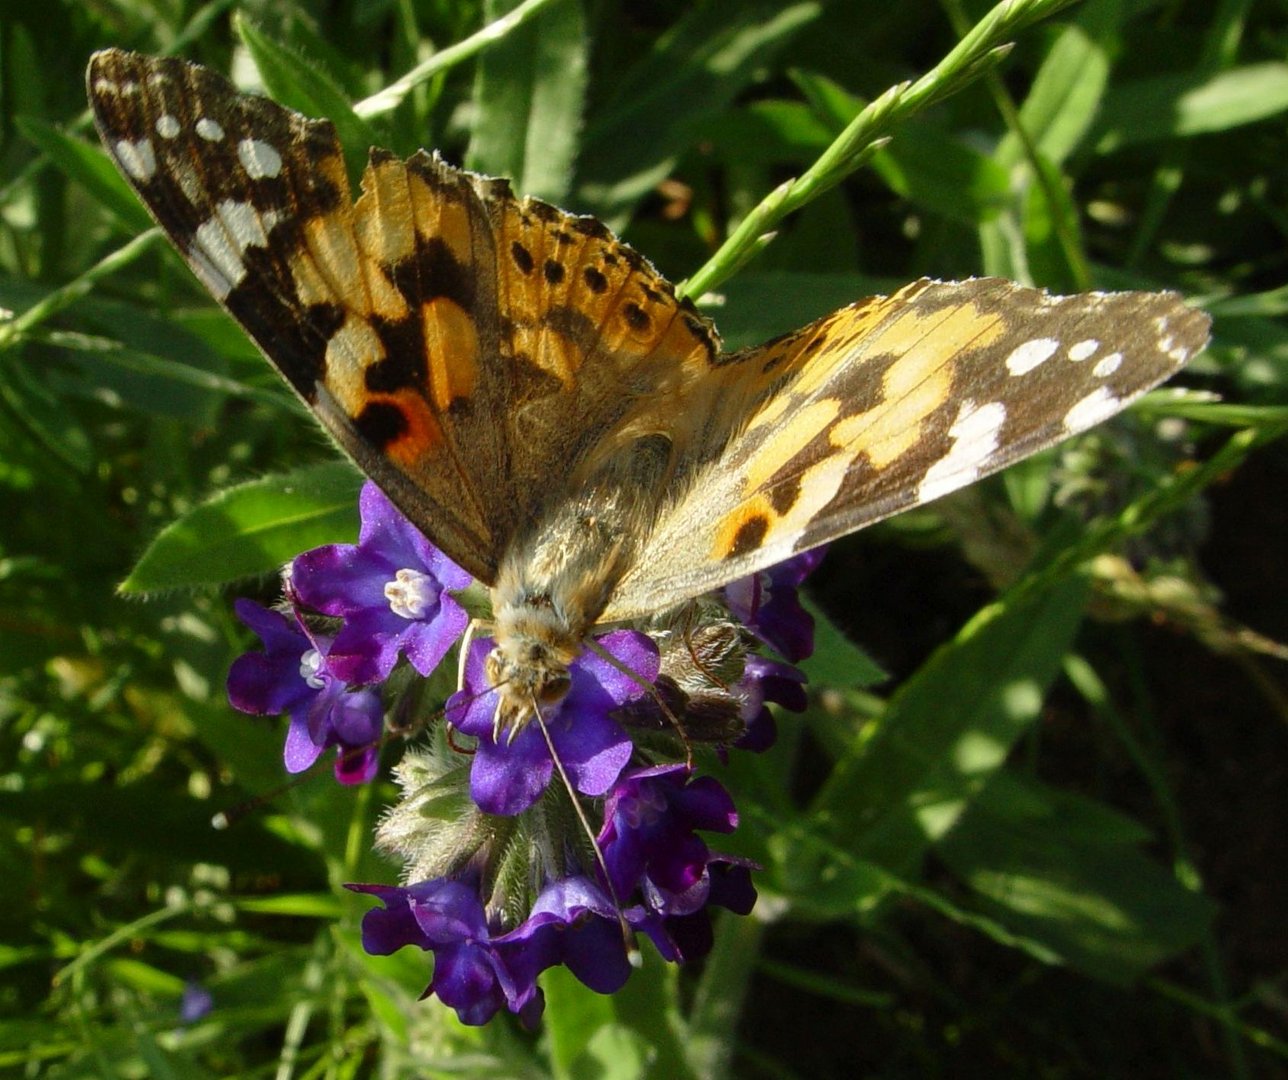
[
  {"xmin": 1005, "ymin": 337, "xmax": 1059, "ymax": 376},
  {"xmin": 1063, "ymin": 386, "xmax": 1122, "ymax": 433},
  {"xmin": 155, "ymin": 114, "xmax": 181, "ymax": 139},
  {"xmin": 1068, "ymin": 339, "xmax": 1099, "ymax": 362},
  {"xmin": 918, "ymin": 399, "xmax": 1007, "ymax": 504},
  {"xmin": 237, "ymin": 138, "xmax": 283, "ymax": 179},
  {"xmin": 93, "ymin": 78, "xmax": 117, "ymax": 96},
  {"xmin": 1093, "ymin": 352, "xmax": 1123, "ymax": 378},
  {"xmin": 195, "ymin": 117, "xmax": 225, "ymax": 142},
  {"xmin": 188, "ymin": 200, "xmax": 281, "ymax": 300},
  {"xmin": 114, "ymin": 138, "xmax": 156, "ymax": 182}
]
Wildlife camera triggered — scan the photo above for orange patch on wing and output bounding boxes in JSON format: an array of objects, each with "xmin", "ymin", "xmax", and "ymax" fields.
[
  {"xmin": 712, "ymin": 497, "xmax": 775, "ymax": 561},
  {"xmin": 383, "ymin": 391, "xmax": 445, "ymax": 464},
  {"xmin": 834, "ymin": 302, "xmax": 1005, "ymax": 468},
  {"xmin": 300, "ymin": 211, "xmax": 365, "ymax": 308},
  {"xmin": 422, "ymin": 297, "xmax": 479, "ymax": 410},
  {"xmin": 743, "ymin": 397, "xmax": 841, "ymax": 490},
  {"xmin": 288, "ymin": 245, "xmax": 336, "ymax": 307},
  {"xmin": 408, "ymin": 171, "xmax": 474, "ymax": 267},
  {"xmin": 325, "ymin": 315, "xmax": 385, "ymax": 409}
]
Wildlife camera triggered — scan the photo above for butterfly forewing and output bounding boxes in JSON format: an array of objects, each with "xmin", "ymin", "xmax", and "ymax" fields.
[
  {"xmin": 87, "ymin": 49, "xmax": 728, "ymax": 586},
  {"xmin": 89, "ymin": 50, "xmax": 524, "ymax": 580}
]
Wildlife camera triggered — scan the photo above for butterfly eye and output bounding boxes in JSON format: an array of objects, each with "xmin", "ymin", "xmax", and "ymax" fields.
[{"xmin": 537, "ymin": 674, "xmax": 571, "ymax": 705}]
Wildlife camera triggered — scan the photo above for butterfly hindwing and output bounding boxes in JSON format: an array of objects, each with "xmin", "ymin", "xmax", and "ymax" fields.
[{"xmin": 603, "ymin": 278, "xmax": 1210, "ymax": 619}]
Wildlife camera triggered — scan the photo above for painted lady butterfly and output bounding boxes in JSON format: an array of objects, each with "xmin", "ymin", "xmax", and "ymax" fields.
[{"xmin": 88, "ymin": 49, "xmax": 1210, "ymax": 732}]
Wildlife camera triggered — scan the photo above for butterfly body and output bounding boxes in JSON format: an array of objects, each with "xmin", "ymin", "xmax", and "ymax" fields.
[
  {"xmin": 487, "ymin": 431, "xmax": 674, "ymax": 727},
  {"xmin": 88, "ymin": 50, "xmax": 1211, "ymax": 734}
]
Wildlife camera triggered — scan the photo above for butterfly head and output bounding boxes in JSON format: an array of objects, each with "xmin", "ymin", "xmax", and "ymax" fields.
[{"xmin": 485, "ymin": 599, "xmax": 582, "ymax": 740}]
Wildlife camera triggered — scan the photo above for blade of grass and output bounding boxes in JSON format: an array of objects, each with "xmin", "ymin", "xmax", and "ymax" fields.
[{"xmin": 680, "ymin": 0, "xmax": 1081, "ymax": 298}]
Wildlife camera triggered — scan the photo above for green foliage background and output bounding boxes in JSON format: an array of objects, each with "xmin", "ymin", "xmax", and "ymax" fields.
[{"xmin": 2, "ymin": 0, "xmax": 1286, "ymax": 1076}]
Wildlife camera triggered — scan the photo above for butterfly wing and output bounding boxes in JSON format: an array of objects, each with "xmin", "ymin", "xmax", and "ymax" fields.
[
  {"xmin": 602, "ymin": 277, "xmax": 1210, "ymax": 620},
  {"xmin": 87, "ymin": 49, "xmax": 720, "ymax": 585}
]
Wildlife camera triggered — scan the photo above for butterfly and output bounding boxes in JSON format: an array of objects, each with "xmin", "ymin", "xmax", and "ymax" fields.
[{"xmin": 88, "ymin": 49, "xmax": 1210, "ymax": 733}]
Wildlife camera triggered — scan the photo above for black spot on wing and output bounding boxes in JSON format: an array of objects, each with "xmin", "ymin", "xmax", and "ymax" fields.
[
  {"xmin": 623, "ymin": 302, "xmax": 650, "ymax": 331},
  {"xmin": 543, "ymin": 304, "xmax": 597, "ymax": 353},
  {"xmin": 583, "ymin": 266, "xmax": 608, "ymax": 293},
  {"xmin": 543, "ymin": 259, "xmax": 565, "ymax": 285},
  {"xmin": 388, "ymin": 237, "xmax": 475, "ymax": 309},
  {"xmin": 366, "ymin": 313, "xmax": 426, "ymax": 394},
  {"xmin": 570, "ymin": 215, "xmax": 611, "ymax": 241},
  {"xmin": 353, "ymin": 400, "xmax": 408, "ymax": 448},
  {"xmin": 527, "ymin": 199, "xmax": 563, "ymax": 224},
  {"xmin": 511, "ymin": 241, "xmax": 534, "ymax": 274},
  {"xmin": 726, "ymin": 515, "xmax": 770, "ymax": 560}
]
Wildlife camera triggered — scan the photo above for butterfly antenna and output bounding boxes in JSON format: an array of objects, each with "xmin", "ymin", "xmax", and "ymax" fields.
[
  {"xmin": 585, "ymin": 637, "xmax": 694, "ymax": 769},
  {"xmin": 529, "ymin": 691, "xmax": 640, "ymax": 966}
]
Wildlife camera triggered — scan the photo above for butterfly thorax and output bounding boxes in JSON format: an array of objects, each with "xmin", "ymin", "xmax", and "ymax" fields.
[{"xmin": 485, "ymin": 434, "xmax": 674, "ymax": 734}]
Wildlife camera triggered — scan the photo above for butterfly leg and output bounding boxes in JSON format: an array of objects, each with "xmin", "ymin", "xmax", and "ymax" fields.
[{"xmin": 456, "ymin": 617, "xmax": 487, "ymax": 696}]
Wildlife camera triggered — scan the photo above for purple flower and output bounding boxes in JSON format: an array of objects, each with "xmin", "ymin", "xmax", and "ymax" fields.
[
  {"xmin": 347, "ymin": 873, "xmax": 642, "ymax": 1027},
  {"xmin": 179, "ymin": 980, "xmax": 213, "ymax": 1023},
  {"xmin": 290, "ymin": 482, "xmax": 472, "ymax": 684},
  {"xmin": 635, "ymin": 856, "xmax": 758, "ymax": 964},
  {"xmin": 723, "ymin": 547, "xmax": 826, "ymax": 662},
  {"xmin": 593, "ymin": 765, "xmax": 757, "ymax": 965},
  {"xmin": 598, "ymin": 764, "xmax": 737, "ymax": 904},
  {"xmin": 347, "ymin": 879, "xmax": 547, "ymax": 1027},
  {"xmin": 520, "ymin": 876, "xmax": 634, "ymax": 994},
  {"xmin": 447, "ymin": 630, "xmax": 658, "ymax": 816},
  {"xmin": 227, "ymin": 599, "xmax": 383, "ymax": 784},
  {"xmin": 734, "ymin": 654, "xmax": 808, "ymax": 752}
]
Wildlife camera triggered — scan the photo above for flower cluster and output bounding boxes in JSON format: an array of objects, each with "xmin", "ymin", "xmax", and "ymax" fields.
[{"xmin": 228, "ymin": 482, "xmax": 820, "ymax": 1026}]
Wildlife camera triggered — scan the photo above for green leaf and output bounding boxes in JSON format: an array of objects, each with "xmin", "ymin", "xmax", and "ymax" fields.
[
  {"xmin": 0, "ymin": 350, "xmax": 94, "ymax": 473},
  {"xmin": 1095, "ymin": 62, "xmax": 1288, "ymax": 152},
  {"xmin": 873, "ymin": 125, "xmax": 1010, "ymax": 227},
  {"xmin": 814, "ymin": 573, "xmax": 1090, "ymax": 874},
  {"xmin": 121, "ymin": 462, "xmax": 363, "ymax": 594},
  {"xmin": 466, "ymin": 0, "xmax": 588, "ymax": 202},
  {"xmin": 801, "ymin": 597, "xmax": 887, "ymax": 689},
  {"xmin": 15, "ymin": 116, "xmax": 154, "ymax": 233},
  {"xmin": 696, "ymin": 99, "xmax": 833, "ymax": 168},
  {"xmin": 997, "ymin": 21, "xmax": 1113, "ymax": 169},
  {"xmin": 546, "ymin": 949, "xmax": 693, "ymax": 1080},
  {"xmin": 49, "ymin": 296, "xmax": 248, "ymax": 422},
  {"xmin": 938, "ymin": 773, "xmax": 1216, "ymax": 982},
  {"xmin": 576, "ymin": 0, "xmax": 821, "ymax": 227}
]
